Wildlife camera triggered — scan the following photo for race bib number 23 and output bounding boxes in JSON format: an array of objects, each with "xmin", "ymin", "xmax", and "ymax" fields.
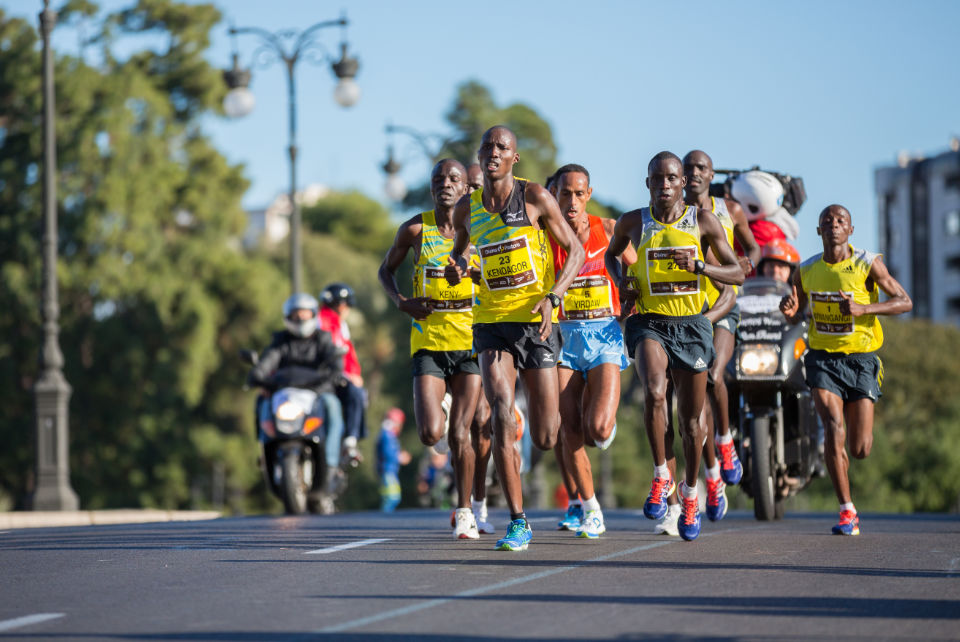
[{"xmin": 479, "ymin": 237, "xmax": 537, "ymax": 290}]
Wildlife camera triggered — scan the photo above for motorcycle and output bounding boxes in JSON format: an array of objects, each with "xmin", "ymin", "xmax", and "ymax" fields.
[
  {"xmin": 240, "ymin": 350, "xmax": 336, "ymax": 515},
  {"xmin": 726, "ymin": 278, "xmax": 823, "ymax": 520}
]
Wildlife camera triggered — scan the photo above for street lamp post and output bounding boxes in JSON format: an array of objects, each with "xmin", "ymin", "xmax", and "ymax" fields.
[
  {"xmin": 32, "ymin": 0, "xmax": 79, "ymax": 511},
  {"xmin": 223, "ymin": 17, "xmax": 360, "ymax": 295},
  {"xmin": 380, "ymin": 122, "xmax": 448, "ymax": 203}
]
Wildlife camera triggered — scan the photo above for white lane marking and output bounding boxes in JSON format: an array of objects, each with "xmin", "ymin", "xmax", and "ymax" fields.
[
  {"xmin": 317, "ymin": 539, "xmax": 675, "ymax": 633},
  {"xmin": 305, "ymin": 538, "xmax": 391, "ymax": 555},
  {"xmin": 0, "ymin": 613, "xmax": 65, "ymax": 632}
]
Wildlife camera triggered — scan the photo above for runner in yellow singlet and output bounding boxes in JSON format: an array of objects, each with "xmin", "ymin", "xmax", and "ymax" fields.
[
  {"xmin": 780, "ymin": 205, "xmax": 911, "ymax": 535},
  {"xmin": 379, "ymin": 159, "xmax": 488, "ymax": 539},
  {"xmin": 682, "ymin": 150, "xmax": 761, "ymax": 521},
  {"xmin": 605, "ymin": 151, "xmax": 744, "ymax": 541},
  {"xmin": 446, "ymin": 126, "xmax": 585, "ymax": 551}
]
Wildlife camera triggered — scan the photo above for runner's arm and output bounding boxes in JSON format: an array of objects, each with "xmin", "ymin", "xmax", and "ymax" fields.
[
  {"xmin": 704, "ymin": 280, "xmax": 736, "ymax": 324},
  {"xmin": 839, "ymin": 256, "xmax": 912, "ymax": 317},
  {"xmin": 728, "ymin": 198, "xmax": 761, "ymax": 272},
  {"xmin": 780, "ymin": 269, "xmax": 808, "ymax": 324},
  {"xmin": 675, "ymin": 208, "xmax": 744, "ymax": 286},
  {"xmin": 533, "ymin": 183, "xmax": 584, "ymax": 298},
  {"xmin": 378, "ymin": 216, "xmax": 433, "ymax": 320},
  {"xmin": 445, "ymin": 195, "xmax": 472, "ymax": 285}
]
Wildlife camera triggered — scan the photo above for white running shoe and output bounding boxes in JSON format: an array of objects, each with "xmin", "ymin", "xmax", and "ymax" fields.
[
  {"xmin": 453, "ymin": 509, "xmax": 479, "ymax": 540},
  {"xmin": 576, "ymin": 509, "xmax": 606, "ymax": 538},
  {"xmin": 654, "ymin": 503, "xmax": 681, "ymax": 536},
  {"xmin": 472, "ymin": 498, "xmax": 496, "ymax": 534}
]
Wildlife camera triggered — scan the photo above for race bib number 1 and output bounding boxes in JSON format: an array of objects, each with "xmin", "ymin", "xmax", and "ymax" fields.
[
  {"xmin": 646, "ymin": 246, "xmax": 699, "ymax": 295},
  {"xmin": 479, "ymin": 237, "xmax": 537, "ymax": 290},
  {"xmin": 810, "ymin": 291, "xmax": 853, "ymax": 334},
  {"xmin": 422, "ymin": 267, "xmax": 473, "ymax": 311}
]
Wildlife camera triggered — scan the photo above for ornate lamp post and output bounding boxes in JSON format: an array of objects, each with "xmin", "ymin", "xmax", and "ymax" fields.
[
  {"xmin": 222, "ymin": 16, "xmax": 360, "ymax": 294},
  {"xmin": 32, "ymin": 0, "xmax": 79, "ymax": 511},
  {"xmin": 380, "ymin": 122, "xmax": 448, "ymax": 203}
]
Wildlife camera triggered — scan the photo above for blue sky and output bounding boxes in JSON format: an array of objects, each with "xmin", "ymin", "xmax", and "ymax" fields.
[{"xmin": 17, "ymin": 0, "xmax": 960, "ymax": 259}]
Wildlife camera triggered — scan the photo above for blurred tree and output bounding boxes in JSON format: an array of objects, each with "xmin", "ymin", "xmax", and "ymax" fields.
[{"xmin": 0, "ymin": 1, "xmax": 285, "ymax": 512}]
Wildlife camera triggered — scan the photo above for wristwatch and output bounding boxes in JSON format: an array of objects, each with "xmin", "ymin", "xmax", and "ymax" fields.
[
  {"xmin": 545, "ymin": 292, "xmax": 561, "ymax": 308},
  {"xmin": 693, "ymin": 259, "xmax": 706, "ymax": 275}
]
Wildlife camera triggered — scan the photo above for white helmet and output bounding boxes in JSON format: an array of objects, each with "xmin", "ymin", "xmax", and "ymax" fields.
[
  {"xmin": 731, "ymin": 170, "xmax": 799, "ymax": 239},
  {"xmin": 282, "ymin": 293, "xmax": 319, "ymax": 338}
]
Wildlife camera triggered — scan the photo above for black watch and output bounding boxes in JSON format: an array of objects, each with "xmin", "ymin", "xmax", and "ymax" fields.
[
  {"xmin": 545, "ymin": 292, "xmax": 561, "ymax": 308},
  {"xmin": 693, "ymin": 259, "xmax": 706, "ymax": 275}
]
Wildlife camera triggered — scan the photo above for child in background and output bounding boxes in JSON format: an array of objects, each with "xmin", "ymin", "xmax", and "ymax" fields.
[{"xmin": 376, "ymin": 407, "xmax": 411, "ymax": 512}]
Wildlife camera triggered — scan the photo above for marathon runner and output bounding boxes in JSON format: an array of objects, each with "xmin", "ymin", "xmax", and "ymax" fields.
[
  {"xmin": 780, "ymin": 205, "xmax": 911, "ymax": 535},
  {"xmin": 446, "ymin": 126, "xmax": 585, "ymax": 551},
  {"xmin": 549, "ymin": 163, "xmax": 637, "ymax": 538},
  {"xmin": 682, "ymin": 150, "xmax": 761, "ymax": 520},
  {"xmin": 378, "ymin": 159, "xmax": 486, "ymax": 539},
  {"xmin": 605, "ymin": 151, "xmax": 744, "ymax": 541}
]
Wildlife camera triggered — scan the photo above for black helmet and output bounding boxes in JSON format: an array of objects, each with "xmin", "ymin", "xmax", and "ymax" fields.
[{"xmin": 320, "ymin": 282, "xmax": 355, "ymax": 307}]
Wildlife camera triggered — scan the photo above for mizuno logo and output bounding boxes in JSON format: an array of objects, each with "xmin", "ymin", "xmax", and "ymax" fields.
[
  {"xmin": 543, "ymin": 354, "xmax": 554, "ymax": 362},
  {"xmin": 503, "ymin": 210, "xmax": 525, "ymax": 223}
]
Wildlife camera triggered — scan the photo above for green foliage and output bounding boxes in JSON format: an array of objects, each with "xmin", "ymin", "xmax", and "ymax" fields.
[{"xmin": 301, "ymin": 190, "xmax": 397, "ymax": 257}]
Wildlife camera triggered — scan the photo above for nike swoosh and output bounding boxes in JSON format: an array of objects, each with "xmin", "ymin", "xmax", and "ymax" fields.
[{"xmin": 587, "ymin": 247, "xmax": 605, "ymax": 258}]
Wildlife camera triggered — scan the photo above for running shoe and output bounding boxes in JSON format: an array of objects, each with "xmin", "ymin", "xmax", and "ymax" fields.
[
  {"xmin": 472, "ymin": 498, "xmax": 496, "ymax": 534},
  {"xmin": 453, "ymin": 509, "xmax": 479, "ymax": 540},
  {"xmin": 643, "ymin": 473, "xmax": 675, "ymax": 520},
  {"xmin": 705, "ymin": 476, "xmax": 728, "ymax": 522},
  {"xmin": 654, "ymin": 503, "xmax": 681, "ymax": 536},
  {"xmin": 576, "ymin": 509, "xmax": 606, "ymax": 538},
  {"xmin": 495, "ymin": 519, "xmax": 532, "ymax": 551},
  {"xmin": 716, "ymin": 438, "xmax": 743, "ymax": 485},
  {"xmin": 557, "ymin": 503, "xmax": 584, "ymax": 530},
  {"xmin": 677, "ymin": 485, "xmax": 702, "ymax": 541},
  {"xmin": 831, "ymin": 509, "xmax": 860, "ymax": 536}
]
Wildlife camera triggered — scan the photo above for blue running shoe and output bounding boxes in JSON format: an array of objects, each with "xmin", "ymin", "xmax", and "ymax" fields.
[
  {"xmin": 717, "ymin": 438, "xmax": 743, "ymax": 485},
  {"xmin": 495, "ymin": 519, "xmax": 532, "ymax": 551},
  {"xmin": 643, "ymin": 474, "xmax": 675, "ymax": 520},
  {"xmin": 831, "ymin": 510, "xmax": 860, "ymax": 536},
  {"xmin": 706, "ymin": 476, "xmax": 727, "ymax": 522},
  {"xmin": 557, "ymin": 504, "xmax": 583, "ymax": 530},
  {"xmin": 677, "ymin": 488, "xmax": 701, "ymax": 541}
]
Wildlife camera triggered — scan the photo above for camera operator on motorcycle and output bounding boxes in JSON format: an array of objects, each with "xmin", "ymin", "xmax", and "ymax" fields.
[
  {"xmin": 755, "ymin": 239, "xmax": 800, "ymax": 284},
  {"xmin": 247, "ymin": 293, "xmax": 346, "ymax": 506}
]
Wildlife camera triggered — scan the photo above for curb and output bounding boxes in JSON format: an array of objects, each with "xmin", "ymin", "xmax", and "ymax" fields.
[{"xmin": 0, "ymin": 510, "xmax": 222, "ymax": 530}]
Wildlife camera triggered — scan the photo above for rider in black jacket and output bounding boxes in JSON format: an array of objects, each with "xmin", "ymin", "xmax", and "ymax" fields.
[{"xmin": 248, "ymin": 293, "xmax": 346, "ymax": 503}]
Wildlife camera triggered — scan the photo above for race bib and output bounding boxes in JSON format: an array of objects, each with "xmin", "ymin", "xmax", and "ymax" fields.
[
  {"xmin": 422, "ymin": 266, "xmax": 473, "ymax": 311},
  {"xmin": 646, "ymin": 246, "xmax": 699, "ymax": 295},
  {"xmin": 479, "ymin": 237, "xmax": 537, "ymax": 290},
  {"xmin": 810, "ymin": 291, "xmax": 853, "ymax": 335},
  {"xmin": 562, "ymin": 275, "xmax": 614, "ymax": 320}
]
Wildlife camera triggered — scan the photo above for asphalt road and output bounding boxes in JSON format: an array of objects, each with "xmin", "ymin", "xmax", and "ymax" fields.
[{"xmin": 1, "ymin": 509, "xmax": 958, "ymax": 640}]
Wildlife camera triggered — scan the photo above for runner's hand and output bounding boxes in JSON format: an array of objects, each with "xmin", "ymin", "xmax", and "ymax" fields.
[
  {"xmin": 468, "ymin": 266, "xmax": 482, "ymax": 285},
  {"xmin": 837, "ymin": 290, "xmax": 865, "ymax": 317},
  {"xmin": 532, "ymin": 297, "xmax": 554, "ymax": 340},
  {"xmin": 399, "ymin": 296, "xmax": 433, "ymax": 320},
  {"xmin": 444, "ymin": 255, "xmax": 467, "ymax": 285},
  {"xmin": 671, "ymin": 249, "xmax": 696, "ymax": 272},
  {"xmin": 780, "ymin": 286, "xmax": 799, "ymax": 317}
]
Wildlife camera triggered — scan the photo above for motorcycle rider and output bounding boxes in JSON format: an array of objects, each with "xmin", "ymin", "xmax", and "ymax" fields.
[
  {"xmin": 756, "ymin": 239, "xmax": 800, "ymax": 283},
  {"xmin": 247, "ymin": 293, "xmax": 346, "ymax": 508},
  {"xmin": 319, "ymin": 283, "xmax": 367, "ymax": 466}
]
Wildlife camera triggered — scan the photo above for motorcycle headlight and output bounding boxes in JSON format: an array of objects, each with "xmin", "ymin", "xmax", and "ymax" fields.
[
  {"xmin": 275, "ymin": 400, "xmax": 304, "ymax": 421},
  {"xmin": 739, "ymin": 345, "xmax": 779, "ymax": 376},
  {"xmin": 276, "ymin": 420, "xmax": 300, "ymax": 435}
]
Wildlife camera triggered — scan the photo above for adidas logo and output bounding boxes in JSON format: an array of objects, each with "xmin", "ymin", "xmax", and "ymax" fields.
[
  {"xmin": 694, "ymin": 357, "xmax": 707, "ymax": 369},
  {"xmin": 842, "ymin": 265, "xmax": 854, "ymax": 272}
]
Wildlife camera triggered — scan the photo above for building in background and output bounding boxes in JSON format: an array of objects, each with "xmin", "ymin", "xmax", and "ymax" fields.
[
  {"xmin": 242, "ymin": 184, "xmax": 330, "ymax": 248},
  {"xmin": 875, "ymin": 140, "xmax": 960, "ymax": 325}
]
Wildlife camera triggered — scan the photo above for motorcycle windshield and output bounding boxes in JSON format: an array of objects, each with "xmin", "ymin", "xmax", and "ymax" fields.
[
  {"xmin": 271, "ymin": 387, "xmax": 318, "ymax": 416},
  {"xmin": 737, "ymin": 278, "xmax": 791, "ymax": 343}
]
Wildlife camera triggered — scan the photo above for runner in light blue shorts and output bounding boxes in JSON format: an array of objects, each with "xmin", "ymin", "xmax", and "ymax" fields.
[{"xmin": 558, "ymin": 317, "xmax": 629, "ymax": 376}]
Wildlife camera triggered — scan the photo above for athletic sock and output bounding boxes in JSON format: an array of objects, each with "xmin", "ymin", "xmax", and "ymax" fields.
[
  {"xmin": 681, "ymin": 481, "xmax": 698, "ymax": 500},
  {"xmin": 568, "ymin": 498, "xmax": 582, "ymax": 508},
  {"xmin": 510, "ymin": 511, "xmax": 526, "ymax": 523},
  {"xmin": 455, "ymin": 507, "xmax": 472, "ymax": 517},
  {"xmin": 840, "ymin": 502, "xmax": 856, "ymax": 513},
  {"xmin": 716, "ymin": 432, "xmax": 733, "ymax": 445},
  {"xmin": 582, "ymin": 495, "xmax": 601, "ymax": 512},
  {"xmin": 705, "ymin": 463, "xmax": 721, "ymax": 481},
  {"xmin": 654, "ymin": 463, "xmax": 670, "ymax": 479},
  {"xmin": 471, "ymin": 497, "xmax": 487, "ymax": 519},
  {"xmin": 596, "ymin": 424, "xmax": 617, "ymax": 450}
]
